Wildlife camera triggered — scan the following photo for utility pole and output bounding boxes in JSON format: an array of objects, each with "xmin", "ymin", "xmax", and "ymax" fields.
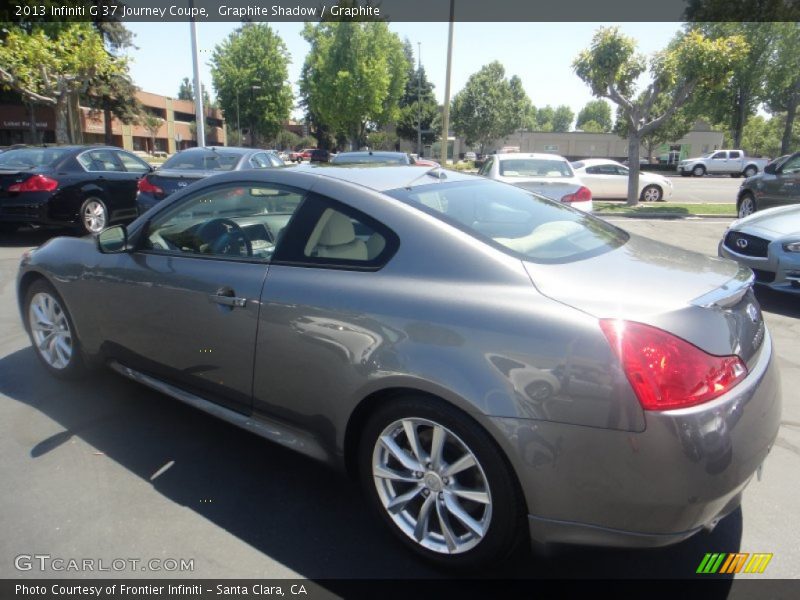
[
  {"xmin": 235, "ymin": 89, "xmax": 241, "ymax": 146},
  {"xmin": 189, "ymin": 7, "xmax": 205, "ymax": 147},
  {"xmin": 440, "ymin": 0, "xmax": 455, "ymax": 163},
  {"xmin": 417, "ymin": 42, "xmax": 422, "ymax": 157}
]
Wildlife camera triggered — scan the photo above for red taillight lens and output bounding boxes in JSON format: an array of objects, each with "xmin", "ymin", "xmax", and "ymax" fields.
[
  {"xmin": 137, "ymin": 176, "xmax": 163, "ymax": 195},
  {"xmin": 599, "ymin": 319, "xmax": 747, "ymax": 411},
  {"xmin": 561, "ymin": 186, "xmax": 592, "ymax": 203},
  {"xmin": 8, "ymin": 175, "xmax": 58, "ymax": 193}
]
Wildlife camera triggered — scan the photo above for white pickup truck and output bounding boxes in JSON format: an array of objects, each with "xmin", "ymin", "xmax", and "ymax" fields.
[{"xmin": 677, "ymin": 150, "xmax": 770, "ymax": 178}]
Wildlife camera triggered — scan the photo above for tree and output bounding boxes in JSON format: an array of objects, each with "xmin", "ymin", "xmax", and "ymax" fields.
[
  {"xmin": 576, "ymin": 100, "xmax": 612, "ymax": 132},
  {"xmin": 765, "ymin": 23, "xmax": 800, "ymax": 154},
  {"xmin": 613, "ymin": 93, "xmax": 697, "ymax": 162},
  {"xmin": 552, "ymin": 105, "xmax": 574, "ymax": 132},
  {"xmin": 688, "ymin": 23, "xmax": 777, "ymax": 148},
  {"xmin": 178, "ymin": 77, "xmax": 193, "ymax": 101},
  {"xmin": 274, "ymin": 129, "xmax": 300, "ymax": 151},
  {"xmin": 300, "ymin": 21, "xmax": 409, "ymax": 149},
  {"xmin": 450, "ymin": 62, "xmax": 532, "ymax": 152},
  {"xmin": 82, "ymin": 71, "xmax": 141, "ymax": 146},
  {"xmin": 573, "ymin": 27, "xmax": 747, "ymax": 205},
  {"xmin": 141, "ymin": 114, "xmax": 162, "ymax": 153},
  {"xmin": 396, "ymin": 39, "xmax": 441, "ymax": 149},
  {"xmin": 210, "ymin": 24, "xmax": 293, "ymax": 146},
  {"xmin": 0, "ymin": 23, "xmax": 122, "ymax": 143}
]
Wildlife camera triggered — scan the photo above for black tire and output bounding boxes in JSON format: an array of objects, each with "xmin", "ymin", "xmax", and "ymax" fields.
[
  {"xmin": 77, "ymin": 197, "xmax": 109, "ymax": 235},
  {"xmin": 737, "ymin": 193, "xmax": 757, "ymax": 218},
  {"xmin": 743, "ymin": 165, "xmax": 758, "ymax": 178},
  {"xmin": 24, "ymin": 279, "xmax": 86, "ymax": 380},
  {"xmin": 358, "ymin": 396, "xmax": 525, "ymax": 569},
  {"xmin": 639, "ymin": 185, "xmax": 663, "ymax": 202},
  {"xmin": 692, "ymin": 165, "xmax": 706, "ymax": 177}
]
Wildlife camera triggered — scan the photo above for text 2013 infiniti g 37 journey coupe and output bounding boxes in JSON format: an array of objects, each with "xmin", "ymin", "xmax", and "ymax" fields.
[{"xmin": 17, "ymin": 165, "xmax": 780, "ymax": 568}]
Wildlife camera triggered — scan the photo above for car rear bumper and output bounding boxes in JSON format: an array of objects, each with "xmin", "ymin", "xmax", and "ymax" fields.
[
  {"xmin": 0, "ymin": 194, "xmax": 64, "ymax": 227},
  {"xmin": 490, "ymin": 330, "xmax": 781, "ymax": 548},
  {"xmin": 719, "ymin": 241, "xmax": 800, "ymax": 293}
]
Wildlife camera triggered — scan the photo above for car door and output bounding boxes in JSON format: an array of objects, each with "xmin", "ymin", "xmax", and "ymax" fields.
[
  {"xmin": 114, "ymin": 150, "xmax": 153, "ymax": 220},
  {"xmin": 582, "ymin": 164, "xmax": 619, "ymax": 198},
  {"xmin": 761, "ymin": 153, "xmax": 800, "ymax": 209},
  {"xmin": 707, "ymin": 151, "xmax": 728, "ymax": 174},
  {"xmin": 93, "ymin": 180, "xmax": 306, "ymax": 413},
  {"xmin": 728, "ymin": 150, "xmax": 743, "ymax": 173},
  {"xmin": 76, "ymin": 149, "xmax": 135, "ymax": 221}
]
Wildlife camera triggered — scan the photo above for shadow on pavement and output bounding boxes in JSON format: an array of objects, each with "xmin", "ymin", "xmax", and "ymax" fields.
[
  {"xmin": 0, "ymin": 346, "xmax": 742, "ymax": 580},
  {"xmin": 0, "ymin": 226, "xmax": 74, "ymax": 248},
  {"xmin": 756, "ymin": 287, "xmax": 800, "ymax": 320}
]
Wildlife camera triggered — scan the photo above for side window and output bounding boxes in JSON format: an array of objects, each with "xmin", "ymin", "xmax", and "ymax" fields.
[
  {"xmin": 78, "ymin": 149, "xmax": 125, "ymax": 172},
  {"xmin": 115, "ymin": 151, "xmax": 151, "ymax": 174},
  {"xmin": 729, "ymin": 151, "xmax": 741, "ymax": 159},
  {"xmin": 274, "ymin": 193, "xmax": 398, "ymax": 269},
  {"xmin": 143, "ymin": 183, "xmax": 304, "ymax": 260},
  {"xmin": 249, "ymin": 153, "xmax": 271, "ymax": 169},
  {"xmin": 478, "ymin": 157, "xmax": 493, "ymax": 176},
  {"xmin": 781, "ymin": 155, "xmax": 800, "ymax": 173},
  {"xmin": 585, "ymin": 166, "xmax": 601, "ymax": 174},
  {"xmin": 614, "ymin": 166, "xmax": 629, "ymax": 176},
  {"xmin": 711, "ymin": 151, "xmax": 727, "ymax": 160}
]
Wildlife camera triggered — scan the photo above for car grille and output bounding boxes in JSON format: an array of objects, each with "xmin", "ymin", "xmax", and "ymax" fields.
[
  {"xmin": 724, "ymin": 231, "xmax": 769, "ymax": 258},
  {"xmin": 752, "ymin": 269, "xmax": 776, "ymax": 283}
]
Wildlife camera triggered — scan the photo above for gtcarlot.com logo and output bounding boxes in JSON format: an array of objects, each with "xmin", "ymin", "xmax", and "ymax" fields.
[
  {"xmin": 696, "ymin": 552, "xmax": 773, "ymax": 574},
  {"xmin": 14, "ymin": 554, "xmax": 194, "ymax": 573}
]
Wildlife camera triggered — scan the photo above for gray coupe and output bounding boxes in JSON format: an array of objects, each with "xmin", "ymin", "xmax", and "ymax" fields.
[{"xmin": 16, "ymin": 165, "xmax": 781, "ymax": 568}]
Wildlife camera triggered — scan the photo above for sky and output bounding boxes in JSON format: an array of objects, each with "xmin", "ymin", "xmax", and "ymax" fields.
[{"xmin": 124, "ymin": 21, "xmax": 683, "ymax": 123}]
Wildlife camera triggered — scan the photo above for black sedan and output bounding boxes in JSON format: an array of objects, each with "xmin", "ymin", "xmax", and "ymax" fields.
[
  {"xmin": 737, "ymin": 151, "xmax": 800, "ymax": 217},
  {"xmin": 0, "ymin": 145, "xmax": 153, "ymax": 234},
  {"xmin": 136, "ymin": 147, "xmax": 285, "ymax": 214}
]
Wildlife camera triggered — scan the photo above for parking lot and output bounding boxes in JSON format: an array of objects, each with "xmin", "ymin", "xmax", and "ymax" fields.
[{"xmin": 0, "ymin": 211, "xmax": 798, "ymax": 580}]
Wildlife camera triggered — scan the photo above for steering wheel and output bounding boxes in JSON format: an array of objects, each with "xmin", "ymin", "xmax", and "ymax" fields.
[{"xmin": 195, "ymin": 218, "xmax": 253, "ymax": 257}]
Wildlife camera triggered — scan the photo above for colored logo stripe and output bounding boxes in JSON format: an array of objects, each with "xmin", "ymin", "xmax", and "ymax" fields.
[{"xmin": 697, "ymin": 553, "xmax": 773, "ymax": 574}]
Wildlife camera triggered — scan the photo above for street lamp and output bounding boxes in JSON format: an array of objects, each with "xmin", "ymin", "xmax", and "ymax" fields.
[{"xmin": 417, "ymin": 42, "xmax": 422, "ymax": 157}]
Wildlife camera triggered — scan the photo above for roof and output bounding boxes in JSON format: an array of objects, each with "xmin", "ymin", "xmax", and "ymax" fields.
[
  {"xmin": 572, "ymin": 158, "xmax": 622, "ymax": 166},
  {"xmin": 492, "ymin": 153, "xmax": 569, "ymax": 161},
  {"xmin": 290, "ymin": 164, "xmax": 477, "ymax": 192}
]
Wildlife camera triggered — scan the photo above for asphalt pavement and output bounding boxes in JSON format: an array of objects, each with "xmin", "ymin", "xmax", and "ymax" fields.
[{"xmin": 0, "ymin": 219, "xmax": 798, "ymax": 581}]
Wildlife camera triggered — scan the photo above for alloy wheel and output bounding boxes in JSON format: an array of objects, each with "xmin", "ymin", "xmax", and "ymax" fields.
[
  {"xmin": 641, "ymin": 186, "xmax": 662, "ymax": 202},
  {"xmin": 738, "ymin": 196, "xmax": 755, "ymax": 218},
  {"xmin": 28, "ymin": 292, "xmax": 73, "ymax": 370},
  {"xmin": 83, "ymin": 200, "xmax": 107, "ymax": 233},
  {"xmin": 372, "ymin": 417, "xmax": 492, "ymax": 555}
]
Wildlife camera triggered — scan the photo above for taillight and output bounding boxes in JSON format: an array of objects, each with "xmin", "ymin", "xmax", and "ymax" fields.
[
  {"xmin": 137, "ymin": 176, "xmax": 163, "ymax": 196},
  {"xmin": 8, "ymin": 175, "xmax": 58, "ymax": 193},
  {"xmin": 599, "ymin": 319, "xmax": 747, "ymax": 411},
  {"xmin": 561, "ymin": 186, "xmax": 592, "ymax": 203}
]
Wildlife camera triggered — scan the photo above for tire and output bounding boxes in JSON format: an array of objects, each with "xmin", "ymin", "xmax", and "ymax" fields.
[
  {"xmin": 24, "ymin": 279, "xmax": 86, "ymax": 379},
  {"xmin": 640, "ymin": 185, "xmax": 663, "ymax": 202},
  {"xmin": 692, "ymin": 165, "xmax": 706, "ymax": 177},
  {"xmin": 743, "ymin": 165, "xmax": 758, "ymax": 178},
  {"xmin": 78, "ymin": 197, "xmax": 109, "ymax": 235},
  {"xmin": 359, "ymin": 396, "xmax": 525, "ymax": 569},
  {"xmin": 738, "ymin": 193, "xmax": 757, "ymax": 218}
]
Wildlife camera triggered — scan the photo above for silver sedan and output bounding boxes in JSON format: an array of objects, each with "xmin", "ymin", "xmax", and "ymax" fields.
[{"xmin": 719, "ymin": 204, "xmax": 800, "ymax": 293}]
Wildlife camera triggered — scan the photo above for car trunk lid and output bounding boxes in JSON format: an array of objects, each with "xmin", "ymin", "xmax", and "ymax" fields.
[
  {"xmin": 506, "ymin": 179, "xmax": 579, "ymax": 202},
  {"xmin": 146, "ymin": 169, "xmax": 209, "ymax": 198}
]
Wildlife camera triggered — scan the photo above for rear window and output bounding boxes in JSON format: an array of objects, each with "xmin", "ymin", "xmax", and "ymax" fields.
[
  {"xmin": 161, "ymin": 151, "xmax": 242, "ymax": 171},
  {"xmin": 499, "ymin": 158, "xmax": 572, "ymax": 178},
  {"xmin": 333, "ymin": 153, "xmax": 408, "ymax": 165},
  {"xmin": 0, "ymin": 148, "xmax": 69, "ymax": 169},
  {"xmin": 386, "ymin": 180, "xmax": 627, "ymax": 263}
]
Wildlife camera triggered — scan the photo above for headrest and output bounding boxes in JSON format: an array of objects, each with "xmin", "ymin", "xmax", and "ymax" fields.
[{"xmin": 317, "ymin": 210, "xmax": 356, "ymax": 246}]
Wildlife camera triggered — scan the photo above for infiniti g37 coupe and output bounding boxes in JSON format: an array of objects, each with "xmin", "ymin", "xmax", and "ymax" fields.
[{"xmin": 17, "ymin": 165, "xmax": 780, "ymax": 568}]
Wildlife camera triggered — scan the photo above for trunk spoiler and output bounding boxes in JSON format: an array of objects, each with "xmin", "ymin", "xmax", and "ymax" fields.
[{"xmin": 690, "ymin": 265, "xmax": 754, "ymax": 309}]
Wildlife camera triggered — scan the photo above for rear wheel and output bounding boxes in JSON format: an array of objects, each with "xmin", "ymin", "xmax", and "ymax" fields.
[
  {"xmin": 738, "ymin": 193, "xmax": 757, "ymax": 218},
  {"xmin": 743, "ymin": 165, "xmax": 758, "ymax": 178},
  {"xmin": 79, "ymin": 197, "xmax": 108, "ymax": 234},
  {"xmin": 692, "ymin": 165, "xmax": 706, "ymax": 177},
  {"xmin": 24, "ymin": 279, "xmax": 85, "ymax": 379},
  {"xmin": 640, "ymin": 185, "xmax": 663, "ymax": 202},
  {"xmin": 359, "ymin": 397, "xmax": 525, "ymax": 569}
]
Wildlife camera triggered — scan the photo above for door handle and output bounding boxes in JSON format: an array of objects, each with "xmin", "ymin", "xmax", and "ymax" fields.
[{"xmin": 210, "ymin": 287, "xmax": 247, "ymax": 308}]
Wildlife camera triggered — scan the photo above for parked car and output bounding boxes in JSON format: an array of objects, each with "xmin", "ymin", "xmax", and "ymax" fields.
[
  {"xmin": 719, "ymin": 204, "xmax": 800, "ymax": 294},
  {"xmin": 136, "ymin": 146, "xmax": 284, "ymax": 214},
  {"xmin": 464, "ymin": 152, "xmax": 477, "ymax": 162},
  {"xmin": 736, "ymin": 152, "xmax": 800, "ymax": 218},
  {"xmin": 478, "ymin": 152, "xmax": 593, "ymax": 212},
  {"xmin": 332, "ymin": 151, "xmax": 414, "ymax": 165},
  {"xmin": 571, "ymin": 158, "xmax": 673, "ymax": 202},
  {"xmin": 309, "ymin": 148, "xmax": 331, "ymax": 163},
  {"xmin": 412, "ymin": 157, "xmax": 440, "ymax": 168},
  {"xmin": 678, "ymin": 149, "xmax": 769, "ymax": 178},
  {"xmin": 17, "ymin": 165, "xmax": 779, "ymax": 568},
  {"xmin": 0, "ymin": 145, "xmax": 152, "ymax": 234}
]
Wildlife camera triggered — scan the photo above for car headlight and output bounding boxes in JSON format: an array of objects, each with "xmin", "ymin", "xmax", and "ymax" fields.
[{"xmin": 783, "ymin": 241, "xmax": 800, "ymax": 253}]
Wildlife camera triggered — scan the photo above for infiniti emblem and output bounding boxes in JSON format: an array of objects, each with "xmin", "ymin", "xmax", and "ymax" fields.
[
  {"xmin": 746, "ymin": 303, "xmax": 759, "ymax": 323},
  {"xmin": 736, "ymin": 238, "xmax": 749, "ymax": 249},
  {"xmin": 177, "ymin": 181, "xmax": 188, "ymax": 188}
]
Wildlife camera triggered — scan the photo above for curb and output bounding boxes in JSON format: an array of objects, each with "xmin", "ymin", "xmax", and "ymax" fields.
[{"xmin": 594, "ymin": 212, "xmax": 735, "ymax": 220}]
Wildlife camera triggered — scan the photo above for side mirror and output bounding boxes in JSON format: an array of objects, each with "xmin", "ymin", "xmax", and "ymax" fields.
[
  {"xmin": 764, "ymin": 163, "xmax": 777, "ymax": 175},
  {"xmin": 97, "ymin": 225, "xmax": 129, "ymax": 253}
]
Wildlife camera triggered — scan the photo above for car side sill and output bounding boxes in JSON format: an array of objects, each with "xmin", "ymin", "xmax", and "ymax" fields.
[{"xmin": 108, "ymin": 360, "xmax": 333, "ymax": 464}]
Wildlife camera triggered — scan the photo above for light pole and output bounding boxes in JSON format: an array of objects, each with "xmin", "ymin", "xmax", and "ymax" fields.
[
  {"xmin": 189, "ymin": 5, "xmax": 205, "ymax": 148},
  {"xmin": 417, "ymin": 42, "xmax": 422, "ymax": 157},
  {"xmin": 440, "ymin": 0, "xmax": 455, "ymax": 163},
  {"xmin": 235, "ymin": 89, "xmax": 241, "ymax": 146}
]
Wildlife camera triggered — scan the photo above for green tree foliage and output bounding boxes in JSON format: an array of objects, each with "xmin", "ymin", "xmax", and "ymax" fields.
[
  {"xmin": 273, "ymin": 129, "xmax": 301, "ymax": 151},
  {"xmin": 141, "ymin": 113, "xmax": 162, "ymax": 152},
  {"xmin": 688, "ymin": 23, "xmax": 777, "ymax": 149},
  {"xmin": 210, "ymin": 24, "xmax": 293, "ymax": 146},
  {"xmin": 684, "ymin": 0, "xmax": 800, "ymax": 21},
  {"xmin": 613, "ymin": 93, "xmax": 697, "ymax": 162},
  {"xmin": 396, "ymin": 39, "xmax": 441, "ymax": 148},
  {"xmin": 551, "ymin": 105, "xmax": 575, "ymax": 132},
  {"xmin": 300, "ymin": 21, "xmax": 408, "ymax": 149},
  {"xmin": 765, "ymin": 23, "xmax": 800, "ymax": 154},
  {"xmin": 177, "ymin": 77, "xmax": 212, "ymax": 108},
  {"xmin": 573, "ymin": 27, "xmax": 747, "ymax": 205},
  {"xmin": 450, "ymin": 62, "xmax": 532, "ymax": 152},
  {"xmin": 576, "ymin": 100, "xmax": 612, "ymax": 132},
  {"xmin": 0, "ymin": 23, "xmax": 123, "ymax": 143}
]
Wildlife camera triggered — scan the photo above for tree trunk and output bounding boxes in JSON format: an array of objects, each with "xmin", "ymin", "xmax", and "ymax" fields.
[
  {"xmin": 27, "ymin": 103, "xmax": 38, "ymax": 144},
  {"xmin": 54, "ymin": 95, "xmax": 70, "ymax": 145},
  {"xmin": 781, "ymin": 78, "xmax": 800, "ymax": 155},
  {"xmin": 732, "ymin": 90, "xmax": 747, "ymax": 149},
  {"xmin": 104, "ymin": 102, "xmax": 114, "ymax": 146},
  {"xmin": 627, "ymin": 132, "xmax": 641, "ymax": 206}
]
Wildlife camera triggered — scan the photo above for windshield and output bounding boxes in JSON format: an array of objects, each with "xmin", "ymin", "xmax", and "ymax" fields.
[
  {"xmin": 386, "ymin": 180, "xmax": 627, "ymax": 263},
  {"xmin": 0, "ymin": 148, "xmax": 69, "ymax": 169},
  {"xmin": 498, "ymin": 158, "xmax": 572, "ymax": 178},
  {"xmin": 161, "ymin": 151, "xmax": 242, "ymax": 171}
]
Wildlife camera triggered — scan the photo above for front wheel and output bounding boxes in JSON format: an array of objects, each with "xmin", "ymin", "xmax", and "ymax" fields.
[
  {"xmin": 640, "ymin": 185, "xmax": 663, "ymax": 202},
  {"xmin": 359, "ymin": 397, "xmax": 525, "ymax": 569},
  {"xmin": 24, "ymin": 279, "xmax": 85, "ymax": 379},
  {"xmin": 738, "ymin": 193, "xmax": 757, "ymax": 218},
  {"xmin": 692, "ymin": 165, "xmax": 706, "ymax": 177}
]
